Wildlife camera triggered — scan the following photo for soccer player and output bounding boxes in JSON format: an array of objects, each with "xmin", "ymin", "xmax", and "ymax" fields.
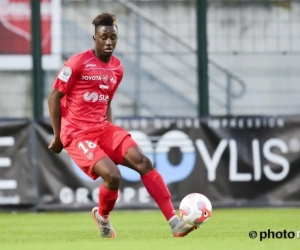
[{"xmin": 48, "ymin": 13, "xmax": 197, "ymax": 238}]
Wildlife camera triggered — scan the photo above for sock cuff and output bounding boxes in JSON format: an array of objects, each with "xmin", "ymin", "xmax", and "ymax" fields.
[
  {"xmin": 168, "ymin": 215, "xmax": 179, "ymax": 224},
  {"xmin": 141, "ymin": 169, "xmax": 159, "ymax": 180},
  {"xmin": 100, "ymin": 184, "xmax": 119, "ymax": 196}
]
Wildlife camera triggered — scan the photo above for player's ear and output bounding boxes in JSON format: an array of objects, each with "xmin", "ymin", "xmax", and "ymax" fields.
[{"xmin": 92, "ymin": 35, "xmax": 96, "ymax": 41}]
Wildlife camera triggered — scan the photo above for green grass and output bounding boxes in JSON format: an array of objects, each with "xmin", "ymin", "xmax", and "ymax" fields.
[{"xmin": 0, "ymin": 208, "xmax": 300, "ymax": 250}]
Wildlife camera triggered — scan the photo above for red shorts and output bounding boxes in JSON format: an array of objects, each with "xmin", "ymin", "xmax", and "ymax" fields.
[{"xmin": 64, "ymin": 123, "xmax": 137, "ymax": 180}]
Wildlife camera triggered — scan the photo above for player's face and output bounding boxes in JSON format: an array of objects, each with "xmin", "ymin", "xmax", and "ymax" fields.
[{"xmin": 93, "ymin": 26, "xmax": 118, "ymax": 60}]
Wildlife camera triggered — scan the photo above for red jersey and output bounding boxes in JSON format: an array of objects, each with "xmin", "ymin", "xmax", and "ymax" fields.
[{"xmin": 53, "ymin": 49, "xmax": 123, "ymax": 145}]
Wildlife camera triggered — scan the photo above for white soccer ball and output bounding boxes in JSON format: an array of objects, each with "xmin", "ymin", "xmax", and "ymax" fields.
[{"xmin": 179, "ymin": 193, "xmax": 212, "ymax": 226}]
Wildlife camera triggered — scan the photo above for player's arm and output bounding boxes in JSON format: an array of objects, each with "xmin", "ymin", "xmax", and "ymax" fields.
[
  {"xmin": 48, "ymin": 89, "xmax": 65, "ymax": 154},
  {"xmin": 48, "ymin": 59, "xmax": 78, "ymax": 153},
  {"xmin": 48, "ymin": 89, "xmax": 64, "ymax": 139},
  {"xmin": 106, "ymin": 100, "xmax": 113, "ymax": 123}
]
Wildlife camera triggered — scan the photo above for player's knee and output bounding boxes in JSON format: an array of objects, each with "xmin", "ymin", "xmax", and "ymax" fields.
[
  {"xmin": 124, "ymin": 147, "xmax": 154, "ymax": 175},
  {"xmin": 104, "ymin": 170, "xmax": 121, "ymax": 189},
  {"xmin": 105, "ymin": 172, "xmax": 121, "ymax": 186}
]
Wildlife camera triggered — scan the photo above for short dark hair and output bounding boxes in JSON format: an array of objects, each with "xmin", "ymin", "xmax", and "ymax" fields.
[{"xmin": 92, "ymin": 13, "xmax": 117, "ymax": 33}]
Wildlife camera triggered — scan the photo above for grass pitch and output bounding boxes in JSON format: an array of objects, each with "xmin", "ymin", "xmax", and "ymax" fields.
[{"xmin": 0, "ymin": 208, "xmax": 300, "ymax": 250}]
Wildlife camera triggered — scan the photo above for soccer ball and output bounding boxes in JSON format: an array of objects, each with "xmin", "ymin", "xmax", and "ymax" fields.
[{"xmin": 179, "ymin": 193, "xmax": 212, "ymax": 226}]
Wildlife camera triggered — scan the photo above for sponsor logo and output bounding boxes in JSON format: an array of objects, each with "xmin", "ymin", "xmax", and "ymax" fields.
[
  {"xmin": 82, "ymin": 75, "xmax": 101, "ymax": 81},
  {"xmin": 85, "ymin": 64, "xmax": 96, "ymax": 67},
  {"xmin": 99, "ymin": 85, "xmax": 109, "ymax": 89},
  {"xmin": 98, "ymin": 94, "xmax": 109, "ymax": 101},
  {"xmin": 83, "ymin": 92, "xmax": 109, "ymax": 102},
  {"xmin": 110, "ymin": 77, "xmax": 117, "ymax": 84},
  {"xmin": 58, "ymin": 67, "xmax": 72, "ymax": 82}
]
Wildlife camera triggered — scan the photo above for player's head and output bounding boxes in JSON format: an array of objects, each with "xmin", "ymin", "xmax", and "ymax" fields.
[{"xmin": 92, "ymin": 13, "xmax": 118, "ymax": 61}]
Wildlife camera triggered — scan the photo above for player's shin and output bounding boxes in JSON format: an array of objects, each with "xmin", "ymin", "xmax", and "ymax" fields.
[
  {"xmin": 98, "ymin": 183, "xmax": 118, "ymax": 217},
  {"xmin": 141, "ymin": 169, "xmax": 177, "ymax": 221}
]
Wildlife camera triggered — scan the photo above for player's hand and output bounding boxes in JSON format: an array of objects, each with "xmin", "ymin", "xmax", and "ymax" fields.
[{"xmin": 48, "ymin": 137, "xmax": 64, "ymax": 154}]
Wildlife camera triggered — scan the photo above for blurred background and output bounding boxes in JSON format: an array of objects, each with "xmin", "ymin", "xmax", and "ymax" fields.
[
  {"xmin": 1, "ymin": 0, "xmax": 300, "ymax": 119},
  {"xmin": 0, "ymin": 0, "xmax": 300, "ymax": 210}
]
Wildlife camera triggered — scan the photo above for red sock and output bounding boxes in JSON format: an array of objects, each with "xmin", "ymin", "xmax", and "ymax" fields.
[
  {"xmin": 98, "ymin": 184, "xmax": 118, "ymax": 217},
  {"xmin": 141, "ymin": 169, "xmax": 176, "ymax": 221}
]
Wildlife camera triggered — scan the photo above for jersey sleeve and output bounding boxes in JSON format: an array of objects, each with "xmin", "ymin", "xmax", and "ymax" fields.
[
  {"xmin": 110, "ymin": 66, "xmax": 123, "ymax": 100},
  {"xmin": 52, "ymin": 56, "xmax": 80, "ymax": 94}
]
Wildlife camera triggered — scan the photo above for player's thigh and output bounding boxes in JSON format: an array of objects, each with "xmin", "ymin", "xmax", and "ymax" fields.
[
  {"xmin": 93, "ymin": 156, "xmax": 121, "ymax": 185},
  {"xmin": 99, "ymin": 124, "xmax": 135, "ymax": 162},
  {"xmin": 65, "ymin": 137, "xmax": 108, "ymax": 180},
  {"xmin": 113, "ymin": 135, "xmax": 138, "ymax": 165},
  {"xmin": 115, "ymin": 135, "xmax": 154, "ymax": 174}
]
